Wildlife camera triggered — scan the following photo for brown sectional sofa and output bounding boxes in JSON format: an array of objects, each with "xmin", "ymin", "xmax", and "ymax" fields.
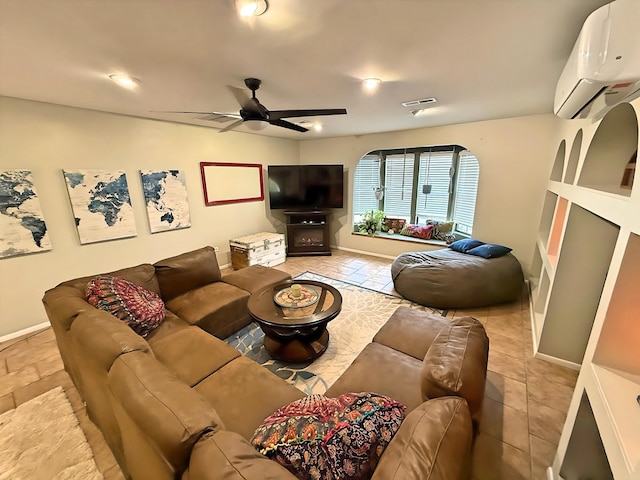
[{"xmin": 42, "ymin": 246, "xmax": 490, "ymax": 480}]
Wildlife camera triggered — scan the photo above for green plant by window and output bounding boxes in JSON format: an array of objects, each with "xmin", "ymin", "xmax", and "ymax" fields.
[{"xmin": 357, "ymin": 210, "xmax": 385, "ymax": 235}]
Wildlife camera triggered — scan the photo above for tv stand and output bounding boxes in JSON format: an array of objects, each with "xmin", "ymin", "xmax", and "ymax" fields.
[{"xmin": 284, "ymin": 210, "xmax": 332, "ymax": 257}]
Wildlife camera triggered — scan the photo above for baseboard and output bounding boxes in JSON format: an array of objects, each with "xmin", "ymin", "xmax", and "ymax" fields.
[
  {"xmin": 331, "ymin": 245, "xmax": 396, "ymax": 260},
  {"xmin": 0, "ymin": 321, "xmax": 50, "ymax": 344},
  {"xmin": 534, "ymin": 350, "xmax": 581, "ymax": 371}
]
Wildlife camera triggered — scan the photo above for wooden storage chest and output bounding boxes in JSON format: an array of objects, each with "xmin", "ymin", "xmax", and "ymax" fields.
[{"xmin": 229, "ymin": 232, "xmax": 286, "ymax": 269}]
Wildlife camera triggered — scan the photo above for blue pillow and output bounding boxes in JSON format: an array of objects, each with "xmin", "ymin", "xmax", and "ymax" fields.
[
  {"xmin": 449, "ymin": 238, "xmax": 485, "ymax": 253},
  {"xmin": 466, "ymin": 243, "xmax": 512, "ymax": 259}
]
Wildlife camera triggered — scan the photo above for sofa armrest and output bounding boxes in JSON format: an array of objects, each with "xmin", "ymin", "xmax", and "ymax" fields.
[
  {"xmin": 182, "ymin": 430, "xmax": 296, "ymax": 480},
  {"xmin": 371, "ymin": 397, "xmax": 472, "ymax": 480},
  {"xmin": 421, "ymin": 316, "xmax": 489, "ymax": 429},
  {"xmin": 108, "ymin": 351, "xmax": 225, "ymax": 479}
]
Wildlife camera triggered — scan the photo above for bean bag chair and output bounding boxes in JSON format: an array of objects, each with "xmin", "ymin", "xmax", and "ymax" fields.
[{"xmin": 391, "ymin": 249, "xmax": 524, "ymax": 309}]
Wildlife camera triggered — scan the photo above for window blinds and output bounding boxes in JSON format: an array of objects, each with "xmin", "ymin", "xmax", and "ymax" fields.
[
  {"xmin": 383, "ymin": 153, "xmax": 414, "ymax": 220},
  {"xmin": 353, "ymin": 154, "xmax": 381, "ymax": 215},
  {"xmin": 415, "ymin": 150, "xmax": 453, "ymax": 222},
  {"xmin": 452, "ymin": 151, "xmax": 479, "ymax": 234}
]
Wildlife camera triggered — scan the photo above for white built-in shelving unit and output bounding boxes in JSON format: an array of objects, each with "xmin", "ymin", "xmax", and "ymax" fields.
[{"xmin": 531, "ymin": 101, "xmax": 640, "ymax": 479}]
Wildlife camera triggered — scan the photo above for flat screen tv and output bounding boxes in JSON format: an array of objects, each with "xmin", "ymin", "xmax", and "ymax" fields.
[{"xmin": 268, "ymin": 164, "xmax": 344, "ymax": 210}]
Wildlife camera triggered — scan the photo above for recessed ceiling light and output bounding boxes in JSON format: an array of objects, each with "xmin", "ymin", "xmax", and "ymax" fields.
[
  {"xmin": 362, "ymin": 78, "xmax": 382, "ymax": 92},
  {"xmin": 109, "ymin": 74, "xmax": 140, "ymax": 89},
  {"xmin": 235, "ymin": 0, "xmax": 268, "ymax": 17},
  {"xmin": 313, "ymin": 124, "xmax": 323, "ymax": 132}
]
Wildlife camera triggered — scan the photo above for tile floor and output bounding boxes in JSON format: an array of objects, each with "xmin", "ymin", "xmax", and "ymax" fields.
[{"xmin": 0, "ymin": 249, "xmax": 577, "ymax": 479}]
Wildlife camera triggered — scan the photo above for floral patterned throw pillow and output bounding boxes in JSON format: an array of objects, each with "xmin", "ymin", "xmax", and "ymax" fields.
[{"xmin": 251, "ymin": 392, "xmax": 405, "ymax": 480}]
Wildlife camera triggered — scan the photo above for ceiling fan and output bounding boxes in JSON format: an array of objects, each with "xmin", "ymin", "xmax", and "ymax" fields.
[{"xmin": 161, "ymin": 77, "xmax": 347, "ymax": 133}]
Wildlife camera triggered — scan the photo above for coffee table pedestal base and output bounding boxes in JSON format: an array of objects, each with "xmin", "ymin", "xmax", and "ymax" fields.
[{"xmin": 263, "ymin": 329, "xmax": 329, "ymax": 363}]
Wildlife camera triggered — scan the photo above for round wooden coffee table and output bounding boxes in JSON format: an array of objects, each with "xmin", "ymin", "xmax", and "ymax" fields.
[{"xmin": 248, "ymin": 280, "xmax": 342, "ymax": 362}]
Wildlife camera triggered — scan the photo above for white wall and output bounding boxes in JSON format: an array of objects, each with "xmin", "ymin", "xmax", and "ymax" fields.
[
  {"xmin": 299, "ymin": 115, "xmax": 561, "ymax": 270},
  {"xmin": 0, "ymin": 97, "xmax": 299, "ymax": 338}
]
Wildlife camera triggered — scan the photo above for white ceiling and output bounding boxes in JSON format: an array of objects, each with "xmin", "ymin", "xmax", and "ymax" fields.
[{"xmin": 0, "ymin": 0, "xmax": 611, "ymax": 139}]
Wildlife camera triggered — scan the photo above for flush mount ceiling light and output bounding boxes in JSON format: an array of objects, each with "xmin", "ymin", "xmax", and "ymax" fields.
[
  {"xmin": 244, "ymin": 119, "xmax": 268, "ymax": 131},
  {"xmin": 109, "ymin": 74, "xmax": 140, "ymax": 89},
  {"xmin": 235, "ymin": 0, "xmax": 269, "ymax": 17},
  {"xmin": 362, "ymin": 78, "xmax": 382, "ymax": 92}
]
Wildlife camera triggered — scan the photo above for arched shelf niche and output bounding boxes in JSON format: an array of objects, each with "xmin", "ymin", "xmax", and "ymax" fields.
[
  {"xmin": 563, "ymin": 129, "xmax": 582, "ymax": 185},
  {"xmin": 550, "ymin": 140, "xmax": 566, "ymax": 182},
  {"xmin": 578, "ymin": 103, "xmax": 638, "ymax": 197}
]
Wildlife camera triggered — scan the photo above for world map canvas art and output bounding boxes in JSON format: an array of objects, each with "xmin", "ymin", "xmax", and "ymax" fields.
[
  {"xmin": 63, "ymin": 169, "xmax": 137, "ymax": 244},
  {"xmin": 0, "ymin": 170, "xmax": 51, "ymax": 258},
  {"xmin": 140, "ymin": 170, "xmax": 191, "ymax": 233}
]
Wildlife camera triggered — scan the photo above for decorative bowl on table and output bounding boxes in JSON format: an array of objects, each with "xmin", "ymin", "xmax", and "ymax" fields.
[{"xmin": 274, "ymin": 285, "xmax": 319, "ymax": 308}]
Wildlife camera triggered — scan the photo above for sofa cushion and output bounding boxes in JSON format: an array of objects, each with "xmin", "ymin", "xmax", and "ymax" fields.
[
  {"xmin": 86, "ymin": 275, "xmax": 166, "ymax": 337},
  {"xmin": 373, "ymin": 307, "xmax": 451, "ymax": 361},
  {"xmin": 108, "ymin": 351, "xmax": 225, "ymax": 479},
  {"xmin": 371, "ymin": 397, "xmax": 472, "ymax": 480},
  {"xmin": 421, "ymin": 316, "xmax": 489, "ymax": 428},
  {"xmin": 59, "ymin": 263, "xmax": 160, "ymax": 295},
  {"xmin": 251, "ymin": 392, "xmax": 405, "ymax": 480},
  {"xmin": 182, "ymin": 430, "xmax": 296, "ymax": 480},
  {"xmin": 194, "ymin": 355, "xmax": 305, "ymax": 441},
  {"xmin": 145, "ymin": 310, "xmax": 191, "ymax": 345},
  {"xmin": 152, "ymin": 326, "xmax": 241, "ymax": 387},
  {"xmin": 222, "ymin": 265, "xmax": 292, "ymax": 295},
  {"xmin": 165, "ymin": 282, "xmax": 251, "ymax": 339},
  {"xmin": 154, "ymin": 246, "xmax": 222, "ymax": 301},
  {"xmin": 325, "ymin": 343, "xmax": 423, "ymax": 413}
]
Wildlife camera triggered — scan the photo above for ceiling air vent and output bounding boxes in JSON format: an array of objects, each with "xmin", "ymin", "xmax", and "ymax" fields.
[{"xmin": 401, "ymin": 97, "xmax": 437, "ymax": 107}]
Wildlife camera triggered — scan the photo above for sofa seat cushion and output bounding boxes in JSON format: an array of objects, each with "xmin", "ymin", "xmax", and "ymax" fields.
[
  {"xmin": 165, "ymin": 282, "xmax": 250, "ymax": 339},
  {"xmin": 146, "ymin": 311, "xmax": 190, "ymax": 345},
  {"xmin": 371, "ymin": 397, "xmax": 472, "ymax": 480},
  {"xmin": 154, "ymin": 246, "xmax": 222, "ymax": 302},
  {"xmin": 372, "ymin": 307, "xmax": 450, "ymax": 361},
  {"xmin": 86, "ymin": 275, "xmax": 166, "ymax": 337},
  {"xmin": 325, "ymin": 343, "xmax": 423, "ymax": 413},
  {"xmin": 182, "ymin": 430, "xmax": 296, "ymax": 480},
  {"xmin": 251, "ymin": 392, "xmax": 406, "ymax": 480},
  {"xmin": 152, "ymin": 326, "xmax": 240, "ymax": 387},
  {"xmin": 222, "ymin": 265, "xmax": 292, "ymax": 295},
  {"xmin": 194, "ymin": 356, "xmax": 305, "ymax": 441}
]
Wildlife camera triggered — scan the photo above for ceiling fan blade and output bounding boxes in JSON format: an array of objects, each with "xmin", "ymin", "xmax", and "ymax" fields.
[
  {"xmin": 228, "ymin": 86, "xmax": 252, "ymax": 109},
  {"xmin": 198, "ymin": 113, "xmax": 241, "ymax": 122},
  {"xmin": 218, "ymin": 119, "xmax": 245, "ymax": 133},
  {"xmin": 151, "ymin": 110, "xmax": 242, "ymax": 120},
  {"xmin": 269, "ymin": 108, "xmax": 347, "ymax": 120},
  {"xmin": 151, "ymin": 110, "xmax": 234, "ymax": 115},
  {"xmin": 269, "ymin": 119, "xmax": 309, "ymax": 132}
]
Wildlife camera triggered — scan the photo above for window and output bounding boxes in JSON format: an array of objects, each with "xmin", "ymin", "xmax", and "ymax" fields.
[{"xmin": 353, "ymin": 146, "xmax": 479, "ymax": 236}]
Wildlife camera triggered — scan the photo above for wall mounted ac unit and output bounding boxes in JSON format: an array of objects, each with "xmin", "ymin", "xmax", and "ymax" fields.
[{"xmin": 554, "ymin": 0, "xmax": 640, "ymax": 120}]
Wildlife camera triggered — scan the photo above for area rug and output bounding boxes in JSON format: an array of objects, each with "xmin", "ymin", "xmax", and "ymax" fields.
[
  {"xmin": 0, "ymin": 386, "xmax": 102, "ymax": 480},
  {"xmin": 225, "ymin": 272, "xmax": 442, "ymax": 395}
]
